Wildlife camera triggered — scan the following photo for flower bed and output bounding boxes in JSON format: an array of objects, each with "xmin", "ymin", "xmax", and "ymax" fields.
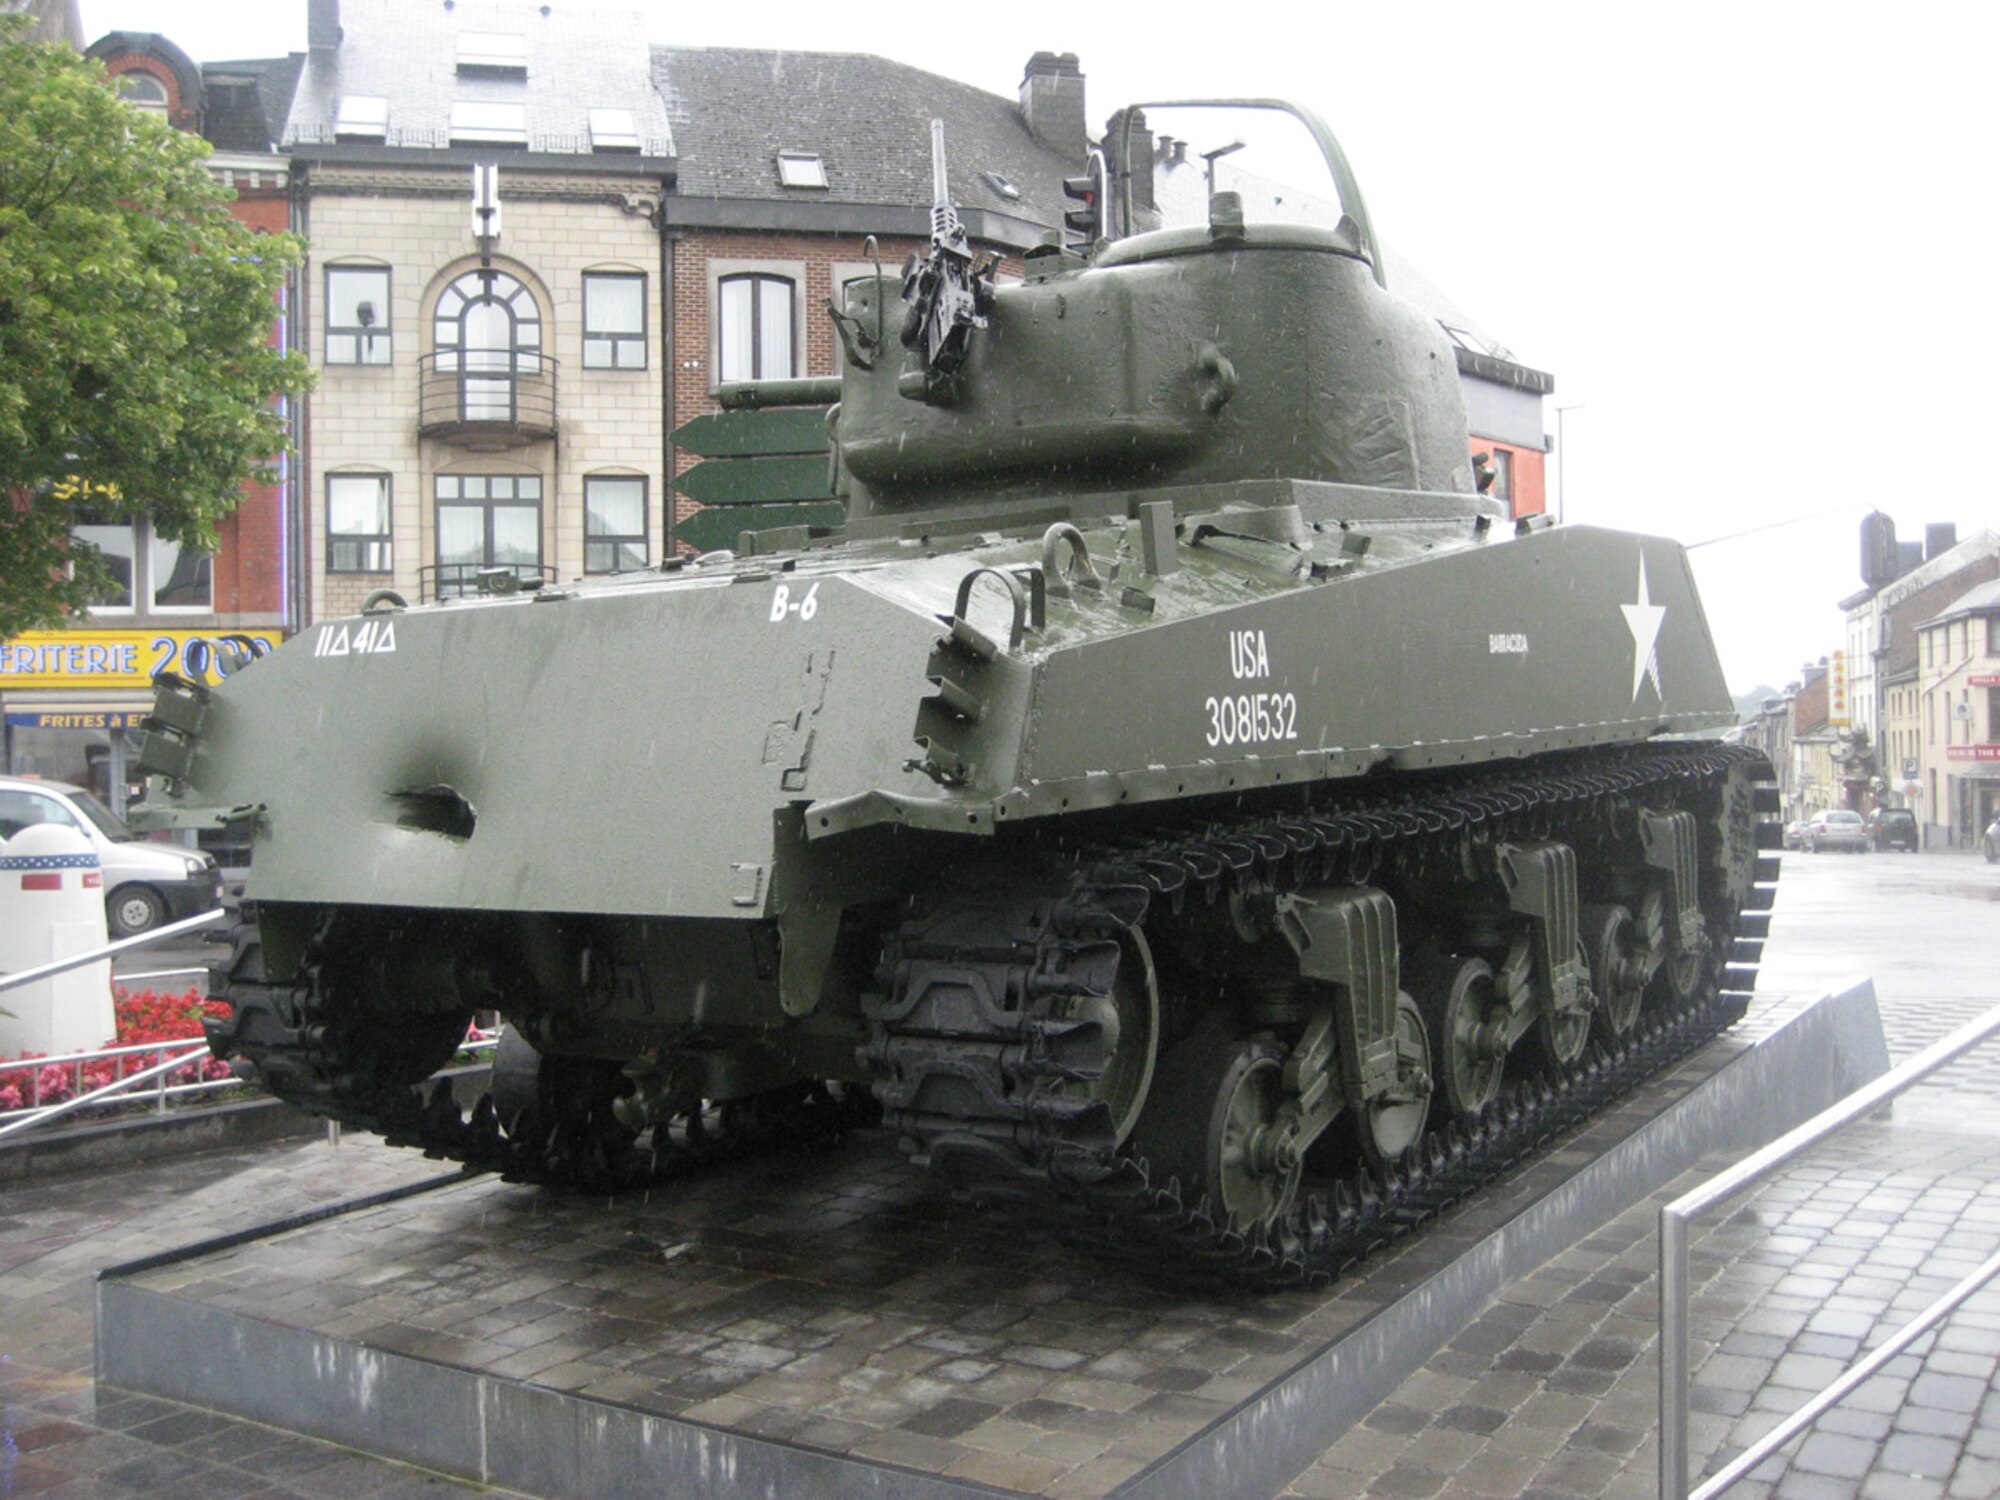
[{"xmin": 0, "ymin": 987, "xmax": 235, "ymax": 1116}]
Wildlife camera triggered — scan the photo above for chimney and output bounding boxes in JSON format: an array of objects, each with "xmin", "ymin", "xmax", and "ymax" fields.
[
  {"xmin": 1925, "ymin": 522, "xmax": 1959, "ymax": 560},
  {"xmin": 1107, "ymin": 107, "xmax": 1154, "ymax": 213},
  {"xmin": 1020, "ymin": 52, "xmax": 1085, "ymax": 160},
  {"xmin": 308, "ymin": 0, "xmax": 341, "ymax": 53}
]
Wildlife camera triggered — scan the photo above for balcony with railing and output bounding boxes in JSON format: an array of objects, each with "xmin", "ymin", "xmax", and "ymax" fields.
[{"xmin": 417, "ymin": 351, "xmax": 559, "ymax": 447}]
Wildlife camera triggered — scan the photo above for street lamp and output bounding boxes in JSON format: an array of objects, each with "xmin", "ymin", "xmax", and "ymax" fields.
[{"xmin": 1553, "ymin": 402, "xmax": 1585, "ymax": 525}]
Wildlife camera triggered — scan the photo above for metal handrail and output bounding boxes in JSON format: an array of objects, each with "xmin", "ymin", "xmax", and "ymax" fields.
[
  {"xmin": 0, "ymin": 908, "xmax": 228, "ymax": 995},
  {"xmin": 0, "ymin": 1041, "xmax": 212, "ymax": 1141},
  {"xmin": 1660, "ymin": 989, "xmax": 2000, "ymax": 1499}
]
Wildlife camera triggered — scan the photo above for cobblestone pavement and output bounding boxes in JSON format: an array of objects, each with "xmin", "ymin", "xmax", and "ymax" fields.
[
  {"xmin": 0, "ymin": 1138, "xmax": 531, "ymax": 1497},
  {"xmin": 3, "ymin": 849, "xmax": 1994, "ymax": 1499},
  {"xmin": 1279, "ymin": 848, "xmax": 2000, "ymax": 1500}
]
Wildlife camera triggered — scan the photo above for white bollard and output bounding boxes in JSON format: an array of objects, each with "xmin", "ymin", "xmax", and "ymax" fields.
[{"xmin": 0, "ymin": 823, "xmax": 117, "ymax": 1058}]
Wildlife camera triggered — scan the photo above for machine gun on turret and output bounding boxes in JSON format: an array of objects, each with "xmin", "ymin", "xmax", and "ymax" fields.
[{"xmin": 898, "ymin": 119, "xmax": 997, "ymax": 401}]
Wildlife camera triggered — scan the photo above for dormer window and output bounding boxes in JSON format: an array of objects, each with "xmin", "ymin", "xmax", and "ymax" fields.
[
  {"xmin": 116, "ymin": 72, "xmax": 169, "ymax": 115},
  {"xmin": 588, "ymin": 108, "xmax": 639, "ymax": 153},
  {"xmin": 334, "ymin": 95, "xmax": 389, "ymax": 141},
  {"xmin": 775, "ymin": 151, "xmax": 826, "ymax": 189},
  {"xmin": 457, "ymin": 31, "xmax": 527, "ymax": 73},
  {"xmin": 451, "ymin": 101, "xmax": 527, "ymax": 147}
]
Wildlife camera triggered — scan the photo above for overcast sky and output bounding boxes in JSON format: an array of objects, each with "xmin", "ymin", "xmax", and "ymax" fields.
[{"xmin": 79, "ymin": 0, "xmax": 1999, "ymax": 695}]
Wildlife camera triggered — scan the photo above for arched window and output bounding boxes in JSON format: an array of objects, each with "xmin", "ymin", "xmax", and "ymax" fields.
[
  {"xmin": 433, "ymin": 269, "xmax": 542, "ymax": 421},
  {"xmin": 717, "ymin": 273, "xmax": 794, "ymax": 382},
  {"xmin": 116, "ymin": 72, "xmax": 169, "ymax": 114}
]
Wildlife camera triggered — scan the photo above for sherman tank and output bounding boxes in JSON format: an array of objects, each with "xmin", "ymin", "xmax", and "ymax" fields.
[{"xmin": 141, "ymin": 101, "xmax": 1777, "ymax": 1286}]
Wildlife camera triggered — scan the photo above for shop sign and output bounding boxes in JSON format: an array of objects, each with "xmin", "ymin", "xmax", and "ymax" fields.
[
  {"xmin": 1971, "ymin": 674, "xmax": 2000, "ymax": 688},
  {"xmin": 1945, "ymin": 745, "xmax": 2000, "ymax": 761},
  {"xmin": 0, "ymin": 629, "xmax": 284, "ymax": 691},
  {"xmin": 3, "ymin": 710, "xmax": 150, "ymax": 731},
  {"xmin": 1827, "ymin": 649, "xmax": 1848, "ymax": 728}
]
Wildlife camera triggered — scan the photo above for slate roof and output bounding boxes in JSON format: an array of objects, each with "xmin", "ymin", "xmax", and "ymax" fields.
[
  {"xmin": 1925, "ymin": 577, "xmax": 2000, "ymax": 625},
  {"xmin": 201, "ymin": 53, "xmax": 305, "ymax": 153},
  {"xmin": 654, "ymin": 46, "xmax": 1080, "ymax": 231},
  {"xmin": 283, "ymin": 0, "xmax": 672, "ymax": 162}
]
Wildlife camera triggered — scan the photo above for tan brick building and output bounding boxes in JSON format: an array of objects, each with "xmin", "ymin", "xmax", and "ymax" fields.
[{"xmin": 284, "ymin": 0, "xmax": 672, "ymax": 619}]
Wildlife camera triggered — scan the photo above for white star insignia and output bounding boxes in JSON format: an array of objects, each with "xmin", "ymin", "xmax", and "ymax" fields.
[{"xmin": 1621, "ymin": 557, "xmax": 1665, "ymax": 702}]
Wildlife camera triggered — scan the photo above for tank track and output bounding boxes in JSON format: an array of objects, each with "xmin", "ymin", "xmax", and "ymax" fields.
[
  {"xmin": 205, "ymin": 921, "xmax": 878, "ymax": 1194},
  {"xmin": 866, "ymin": 742, "xmax": 1776, "ymax": 1290}
]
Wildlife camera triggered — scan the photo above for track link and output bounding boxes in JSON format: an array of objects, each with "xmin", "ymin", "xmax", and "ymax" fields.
[{"xmin": 868, "ymin": 742, "xmax": 1777, "ymax": 1288}]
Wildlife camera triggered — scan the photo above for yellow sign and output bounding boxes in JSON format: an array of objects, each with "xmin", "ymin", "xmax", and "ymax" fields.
[
  {"xmin": 0, "ymin": 629, "xmax": 285, "ymax": 691},
  {"xmin": 1828, "ymin": 649, "xmax": 1849, "ymax": 729}
]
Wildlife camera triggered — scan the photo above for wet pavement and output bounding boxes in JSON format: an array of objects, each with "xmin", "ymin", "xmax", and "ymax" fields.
[{"xmin": 3, "ymin": 848, "xmax": 1997, "ymax": 1498}]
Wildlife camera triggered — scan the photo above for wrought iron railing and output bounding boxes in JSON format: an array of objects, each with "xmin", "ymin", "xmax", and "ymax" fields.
[{"xmin": 416, "ymin": 351, "xmax": 558, "ymax": 443}]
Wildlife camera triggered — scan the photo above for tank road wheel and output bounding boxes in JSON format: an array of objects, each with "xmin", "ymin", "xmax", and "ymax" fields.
[
  {"xmin": 1357, "ymin": 992, "xmax": 1433, "ymax": 1171},
  {"xmin": 1408, "ymin": 951, "xmax": 1506, "ymax": 1121},
  {"xmin": 1040, "ymin": 927, "xmax": 1161, "ymax": 1148},
  {"xmin": 1134, "ymin": 1023, "xmax": 1299, "ymax": 1233},
  {"xmin": 1094, "ymin": 928, "xmax": 1161, "ymax": 1146},
  {"xmin": 1531, "ymin": 944, "xmax": 1594, "ymax": 1071},
  {"xmin": 1582, "ymin": 904, "xmax": 1647, "ymax": 1043}
]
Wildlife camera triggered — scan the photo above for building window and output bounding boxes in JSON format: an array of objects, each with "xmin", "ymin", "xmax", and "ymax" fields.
[
  {"xmin": 70, "ymin": 515, "xmax": 211, "ymax": 612},
  {"xmin": 457, "ymin": 31, "xmax": 527, "ymax": 73},
  {"xmin": 450, "ymin": 100, "xmax": 527, "ymax": 146},
  {"xmin": 775, "ymin": 151, "xmax": 826, "ymax": 189},
  {"xmin": 584, "ymin": 476, "xmax": 647, "ymax": 573},
  {"xmin": 334, "ymin": 94, "xmax": 388, "ymax": 141},
  {"xmin": 435, "ymin": 474, "xmax": 541, "ymax": 595},
  {"xmin": 326, "ymin": 265, "xmax": 391, "ymax": 365},
  {"xmin": 434, "ymin": 269, "xmax": 541, "ymax": 420},
  {"xmin": 1491, "ymin": 449, "xmax": 1514, "ymax": 504},
  {"xmin": 582, "ymin": 272, "xmax": 646, "ymax": 369},
  {"xmin": 717, "ymin": 273, "xmax": 795, "ymax": 383},
  {"xmin": 588, "ymin": 108, "xmax": 639, "ymax": 152},
  {"xmin": 116, "ymin": 71, "xmax": 169, "ymax": 114},
  {"xmin": 327, "ymin": 474, "xmax": 392, "ymax": 573}
]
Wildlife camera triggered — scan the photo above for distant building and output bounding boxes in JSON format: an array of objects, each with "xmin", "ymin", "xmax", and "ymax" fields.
[{"xmin": 1915, "ymin": 579, "xmax": 2000, "ymax": 847}]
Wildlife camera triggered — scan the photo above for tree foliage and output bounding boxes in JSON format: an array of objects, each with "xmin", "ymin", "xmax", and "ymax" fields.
[{"xmin": 0, "ymin": 19, "xmax": 311, "ymax": 637}]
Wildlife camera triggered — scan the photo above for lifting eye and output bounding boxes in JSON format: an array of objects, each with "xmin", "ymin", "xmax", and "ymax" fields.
[{"xmin": 387, "ymin": 784, "xmax": 477, "ymax": 840}]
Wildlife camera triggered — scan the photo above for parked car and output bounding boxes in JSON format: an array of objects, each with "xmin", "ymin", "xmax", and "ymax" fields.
[
  {"xmin": 1868, "ymin": 807, "xmax": 1919, "ymax": 852},
  {"xmin": 1784, "ymin": 819, "xmax": 1809, "ymax": 850},
  {"xmin": 0, "ymin": 776, "xmax": 222, "ymax": 935},
  {"xmin": 1803, "ymin": 808, "xmax": 1871, "ymax": 854}
]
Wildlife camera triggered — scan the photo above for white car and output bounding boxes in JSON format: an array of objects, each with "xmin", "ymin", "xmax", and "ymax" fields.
[{"xmin": 0, "ymin": 776, "xmax": 222, "ymax": 936}]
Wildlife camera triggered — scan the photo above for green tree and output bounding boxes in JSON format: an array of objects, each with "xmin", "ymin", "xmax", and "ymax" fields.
[{"xmin": 0, "ymin": 19, "xmax": 310, "ymax": 638}]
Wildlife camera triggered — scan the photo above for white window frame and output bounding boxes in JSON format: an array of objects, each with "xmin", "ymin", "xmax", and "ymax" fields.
[
  {"xmin": 588, "ymin": 108, "xmax": 640, "ymax": 152},
  {"xmin": 450, "ymin": 101, "xmax": 527, "ymax": 147},
  {"xmin": 776, "ymin": 151, "xmax": 827, "ymax": 189},
  {"xmin": 334, "ymin": 94, "xmax": 388, "ymax": 140}
]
